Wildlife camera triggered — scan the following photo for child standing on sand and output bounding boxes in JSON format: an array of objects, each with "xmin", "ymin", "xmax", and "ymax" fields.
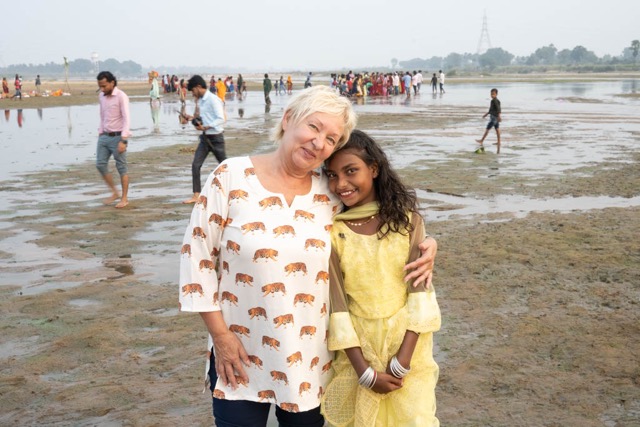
[
  {"xmin": 476, "ymin": 88, "xmax": 502, "ymax": 149},
  {"xmin": 321, "ymin": 130, "xmax": 441, "ymax": 426}
]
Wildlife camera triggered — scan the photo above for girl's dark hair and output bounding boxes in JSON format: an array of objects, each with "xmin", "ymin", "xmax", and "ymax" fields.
[{"xmin": 327, "ymin": 129, "xmax": 418, "ymax": 239}]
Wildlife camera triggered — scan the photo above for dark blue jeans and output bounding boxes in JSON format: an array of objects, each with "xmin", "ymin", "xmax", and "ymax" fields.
[
  {"xmin": 209, "ymin": 352, "xmax": 324, "ymax": 427},
  {"xmin": 192, "ymin": 133, "xmax": 226, "ymax": 193}
]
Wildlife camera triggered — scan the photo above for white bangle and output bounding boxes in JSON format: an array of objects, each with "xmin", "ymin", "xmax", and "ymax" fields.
[
  {"xmin": 358, "ymin": 366, "xmax": 377, "ymax": 389},
  {"xmin": 390, "ymin": 356, "xmax": 410, "ymax": 378}
]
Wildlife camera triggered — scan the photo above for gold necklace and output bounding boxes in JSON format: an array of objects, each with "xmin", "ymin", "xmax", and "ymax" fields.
[{"xmin": 344, "ymin": 215, "xmax": 376, "ymax": 227}]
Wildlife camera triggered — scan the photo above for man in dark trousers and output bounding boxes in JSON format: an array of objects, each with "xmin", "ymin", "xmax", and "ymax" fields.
[{"xmin": 182, "ymin": 75, "xmax": 227, "ymax": 204}]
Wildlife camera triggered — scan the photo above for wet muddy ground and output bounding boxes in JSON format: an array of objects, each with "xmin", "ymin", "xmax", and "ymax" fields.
[{"xmin": 1, "ymin": 79, "xmax": 639, "ymax": 426}]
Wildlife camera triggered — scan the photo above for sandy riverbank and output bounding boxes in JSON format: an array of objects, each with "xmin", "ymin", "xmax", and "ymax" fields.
[
  {"xmin": 1, "ymin": 81, "xmax": 639, "ymax": 425},
  {"xmin": 2, "ymin": 72, "xmax": 639, "ymax": 110}
]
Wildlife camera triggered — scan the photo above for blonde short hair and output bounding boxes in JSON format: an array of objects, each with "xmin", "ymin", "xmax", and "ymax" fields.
[{"xmin": 271, "ymin": 86, "xmax": 357, "ymax": 148}]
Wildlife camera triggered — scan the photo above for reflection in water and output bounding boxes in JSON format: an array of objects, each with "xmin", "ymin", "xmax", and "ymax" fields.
[
  {"xmin": 622, "ymin": 79, "xmax": 638, "ymax": 94},
  {"xmin": 238, "ymin": 108, "xmax": 244, "ymax": 118},
  {"xmin": 178, "ymin": 103, "xmax": 188, "ymax": 129},
  {"xmin": 103, "ymin": 255, "xmax": 135, "ymax": 276},
  {"xmin": 17, "ymin": 109, "xmax": 23, "ymax": 128},
  {"xmin": 569, "ymin": 84, "xmax": 588, "ymax": 96},
  {"xmin": 150, "ymin": 99, "xmax": 160, "ymax": 132},
  {"xmin": 67, "ymin": 107, "xmax": 72, "ymax": 137},
  {"xmin": 4, "ymin": 110, "xmax": 9, "ymax": 121},
  {"xmin": 37, "ymin": 109, "xmax": 43, "ymax": 120}
]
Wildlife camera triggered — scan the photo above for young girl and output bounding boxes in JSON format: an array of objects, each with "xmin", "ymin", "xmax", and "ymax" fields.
[{"xmin": 321, "ymin": 130, "xmax": 441, "ymax": 426}]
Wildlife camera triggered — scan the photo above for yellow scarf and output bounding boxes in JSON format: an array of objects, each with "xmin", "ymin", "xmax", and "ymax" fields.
[{"xmin": 333, "ymin": 202, "xmax": 379, "ymax": 222}]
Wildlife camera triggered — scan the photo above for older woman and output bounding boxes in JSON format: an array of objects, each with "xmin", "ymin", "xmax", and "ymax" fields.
[{"xmin": 179, "ymin": 86, "xmax": 437, "ymax": 427}]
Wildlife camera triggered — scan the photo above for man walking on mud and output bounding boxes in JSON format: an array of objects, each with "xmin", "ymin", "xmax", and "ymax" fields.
[
  {"xmin": 96, "ymin": 71, "xmax": 131, "ymax": 209},
  {"xmin": 181, "ymin": 75, "xmax": 227, "ymax": 204}
]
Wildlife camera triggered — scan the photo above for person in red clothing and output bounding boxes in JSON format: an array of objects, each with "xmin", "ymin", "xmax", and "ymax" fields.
[{"xmin": 11, "ymin": 74, "xmax": 22, "ymax": 100}]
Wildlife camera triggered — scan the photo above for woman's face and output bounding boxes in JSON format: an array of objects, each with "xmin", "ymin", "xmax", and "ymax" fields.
[{"xmin": 281, "ymin": 112, "xmax": 344, "ymax": 172}]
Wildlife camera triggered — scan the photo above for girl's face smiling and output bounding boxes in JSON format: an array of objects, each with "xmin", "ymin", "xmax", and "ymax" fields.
[{"xmin": 325, "ymin": 149, "xmax": 378, "ymax": 208}]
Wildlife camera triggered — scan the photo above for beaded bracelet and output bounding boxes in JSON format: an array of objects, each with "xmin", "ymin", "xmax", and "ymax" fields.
[
  {"xmin": 358, "ymin": 366, "xmax": 377, "ymax": 389},
  {"xmin": 390, "ymin": 356, "xmax": 411, "ymax": 378}
]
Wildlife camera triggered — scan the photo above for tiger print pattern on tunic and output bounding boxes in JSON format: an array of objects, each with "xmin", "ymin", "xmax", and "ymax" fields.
[{"xmin": 179, "ymin": 157, "xmax": 340, "ymax": 413}]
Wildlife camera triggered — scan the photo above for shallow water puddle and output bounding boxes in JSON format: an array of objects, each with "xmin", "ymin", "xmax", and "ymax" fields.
[
  {"xmin": 68, "ymin": 298, "xmax": 101, "ymax": 307},
  {"xmin": 0, "ymin": 335, "xmax": 42, "ymax": 359},
  {"xmin": 420, "ymin": 190, "xmax": 640, "ymax": 222}
]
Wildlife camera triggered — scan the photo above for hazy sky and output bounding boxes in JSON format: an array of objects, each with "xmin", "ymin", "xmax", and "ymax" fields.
[{"xmin": 2, "ymin": 0, "xmax": 638, "ymax": 70}]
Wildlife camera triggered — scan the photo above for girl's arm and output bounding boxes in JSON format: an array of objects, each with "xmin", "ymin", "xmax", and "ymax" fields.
[
  {"xmin": 386, "ymin": 330, "xmax": 419, "ymax": 377},
  {"xmin": 390, "ymin": 213, "xmax": 441, "ymax": 377},
  {"xmin": 345, "ymin": 346, "xmax": 403, "ymax": 394}
]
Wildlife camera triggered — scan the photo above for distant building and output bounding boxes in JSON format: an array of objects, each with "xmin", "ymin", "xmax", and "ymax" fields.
[{"xmin": 91, "ymin": 52, "xmax": 100, "ymax": 73}]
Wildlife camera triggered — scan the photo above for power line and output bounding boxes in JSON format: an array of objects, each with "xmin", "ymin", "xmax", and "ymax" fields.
[{"xmin": 477, "ymin": 10, "xmax": 492, "ymax": 55}]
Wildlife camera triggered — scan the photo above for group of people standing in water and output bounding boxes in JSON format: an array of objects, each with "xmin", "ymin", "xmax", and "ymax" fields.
[{"xmin": 329, "ymin": 69, "xmax": 446, "ymax": 98}]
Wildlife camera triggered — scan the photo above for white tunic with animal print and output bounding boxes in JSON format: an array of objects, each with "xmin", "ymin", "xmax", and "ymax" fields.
[{"xmin": 179, "ymin": 157, "xmax": 340, "ymax": 412}]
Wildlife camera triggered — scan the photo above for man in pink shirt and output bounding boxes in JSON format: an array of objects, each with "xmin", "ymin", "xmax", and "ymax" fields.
[{"xmin": 96, "ymin": 71, "xmax": 131, "ymax": 208}]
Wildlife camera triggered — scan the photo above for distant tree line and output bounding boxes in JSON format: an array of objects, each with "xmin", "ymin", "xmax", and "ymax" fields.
[
  {"xmin": 0, "ymin": 58, "xmax": 142, "ymax": 78},
  {"xmin": 396, "ymin": 40, "xmax": 640, "ymax": 73},
  {"xmin": 2, "ymin": 40, "xmax": 639, "ymax": 78}
]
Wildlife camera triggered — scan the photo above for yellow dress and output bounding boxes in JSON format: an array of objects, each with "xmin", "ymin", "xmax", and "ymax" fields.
[{"xmin": 321, "ymin": 219, "xmax": 440, "ymax": 427}]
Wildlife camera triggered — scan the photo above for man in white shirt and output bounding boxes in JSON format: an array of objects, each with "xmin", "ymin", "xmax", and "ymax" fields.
[
  {"xmin": 438, "ymin": 70, "xmax": 446, "ymax": 94},
  {"xmin": 412, "ymin": 71, "xmax": 419, "ymax": 95},
  {"xmin": 392, "ymin": 72, "xmax": 400, "ymax": 95},
  {"xmin": 182, "ymin": 75, "xmax": 227, "ymax": 204}
]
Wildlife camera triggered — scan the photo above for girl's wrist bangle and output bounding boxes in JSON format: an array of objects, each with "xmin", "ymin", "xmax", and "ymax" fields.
[
  {"xmin": 390, "ymin": 356, "xmax": 410, "ymax": 378},
  {"xmin": 358, "ymin": 366, "xmax": 376, "ymax": 389}
]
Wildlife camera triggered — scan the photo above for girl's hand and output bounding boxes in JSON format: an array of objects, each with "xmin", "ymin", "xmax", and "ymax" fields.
[
  {"xmin": 403, "ymin": 236, "xmax": 437, "ymax": 289},
  {"xmin": 371, "ymin": 371, "xmax": 403, "ymax": 394},
  {"xmin": 212, "ymin": 330, "xmax": 250, "ymax": 390}
]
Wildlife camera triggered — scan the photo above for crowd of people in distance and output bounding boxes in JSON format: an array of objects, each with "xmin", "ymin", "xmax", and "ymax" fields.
[
  {"xmin": 1, "ymin": 74, "xmax": 49, "ymax": 100},
  {"xmin": 207, "ymin": 74, "xmax": 248, "ymax": 100},
  {"xmin": 329, "ymin": 69, "xmax": 446, "ymax": 98},
  {"xmin": 151, "ymin": 73, "xmax": 249, "ymax": 105}
]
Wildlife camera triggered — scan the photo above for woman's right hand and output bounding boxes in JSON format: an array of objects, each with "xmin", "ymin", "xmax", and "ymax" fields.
[
  {"xmin": 371, "ymin": 371, "xmax": 403, "ymax": 394},
  {"xmin": 200, "ymin": 312, "xmax": 250, "ymax": 390},
  {"xmin": 212, "ymin": 330, "xmax": 250, "ymax": 390}
]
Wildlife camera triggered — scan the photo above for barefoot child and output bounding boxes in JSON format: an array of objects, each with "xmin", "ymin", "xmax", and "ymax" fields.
[
  {"xmin": 476, "ymin": 88, "xmax": 501, "ymax": 148},
  {"xmin": 321, "ymin": 130, "xmax": 441, "ymax": 426}
]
